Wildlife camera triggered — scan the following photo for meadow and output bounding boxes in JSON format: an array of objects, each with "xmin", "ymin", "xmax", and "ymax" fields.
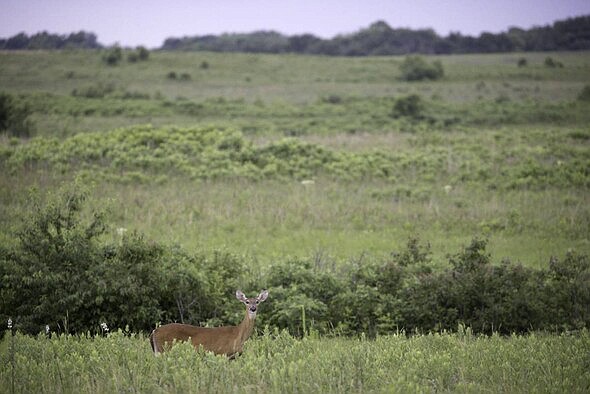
[
  {"xmin": 0, "ymin": 49, "xmax": 589, "ymax": 391},
  {"xmin": 1, "ymin": 50, "xmax": 589, "ymax": 264},
  {"xmin": 1, "ymin": 329, "xmax": 589, "ymax": 393}
]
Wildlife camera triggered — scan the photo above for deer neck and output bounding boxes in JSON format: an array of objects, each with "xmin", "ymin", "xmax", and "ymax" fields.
[{"xmin": 237, "ymin": 310, "xmax": 256, "ymax": 343}]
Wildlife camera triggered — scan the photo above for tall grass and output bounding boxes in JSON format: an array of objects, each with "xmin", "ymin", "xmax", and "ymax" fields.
[
  {"xmin": 1, "ymin": 329, "xmax": 588, "ymax": 393},
  {"xmin": 95, "ymin": 179, "xmax": 586, "ymax": 266}
]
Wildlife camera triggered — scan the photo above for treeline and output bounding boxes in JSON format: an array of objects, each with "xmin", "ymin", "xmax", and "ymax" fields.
[
  {"xmin": 1, "ymin": 186, "xmax": 588, "ymax": 337},
  {"xmin": 161, "ymin": 16, "xmax": 590, "ymax": 55},
  {"xmin": 0, "ymin": 31, "xmax": 100, "ymax": 50},
  {"xmin": 2, "ymin": 15, "xmax": 589, "ymax": 54}
]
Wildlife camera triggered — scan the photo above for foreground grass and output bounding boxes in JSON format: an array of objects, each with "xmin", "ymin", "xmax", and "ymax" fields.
[{"xmin": 1, "ymin": 330, "xmax": 588, "ymax": 393}]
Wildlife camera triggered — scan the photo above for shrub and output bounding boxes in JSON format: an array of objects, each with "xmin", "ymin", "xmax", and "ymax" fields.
[
  {"xmin": 517, "ymin": 57, "xmax": 528, "ymax": 67},
  {"xmin": 71, "ymin": 82, "xmax": 116, "ymax": 98},
  {"xmin": 127, "ymin": 52, "xmax": 139, "ymax": 63},
  {"xmin": 0, "ymin": 185, "xmax": 218, "ymax": 334},
  {"xmin": 399, "ymin": 56, "xmax": 444, "ymax": 81},
  {"xmin": 391, "ymin": 94, "xmax": 425, "ymax": 119},
  {"xmin": 0, "ymin": 185, "xmax": 107, "ymax": 334},
  {"xmin": 322, "ymin": 95, "xmax": 343, "ymax": 104},
  {"xmin": 137, "ymin": 46, "xmax": 149, "ymax": 61},
  {"xmin": 391, "ymin": 236, "xmax": 432, "ymax": 267},
  {"xmin": 264, "ymin": 259, "xmax": 343, "ymax": 335},
  {"xmin": 577, "ymin": 85, "xmax": 590, "ymax": 102},
  {"xmin": 1, "ymin": 186, "xmax": 588, "ymax": 337},
  {"xmin": 128, "ymin": 46, "xmax": 150, "ymax": 63},
  {"xmin": 102, "ymin": 46, "xmax": 123, "ymax": 66},
  {"xmin": 544, "ymin": 56, "xmax": 564, "ymax": 68},
  {"xmin": 0, "ymin": 93, "xmax": 34, "ymax": 137},
  {"xmin": 547, "ymin": 251, "xmax": 590, "ymax": 330}
]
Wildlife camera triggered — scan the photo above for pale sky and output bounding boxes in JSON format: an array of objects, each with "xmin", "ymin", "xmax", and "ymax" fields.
[{"xmin": 1, "ymin": 0, "xmax": 589, "ymax": 48}]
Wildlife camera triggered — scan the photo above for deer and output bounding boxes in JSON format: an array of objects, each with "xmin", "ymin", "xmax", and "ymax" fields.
[{"xmin": 150, "ymin": 290, "xmax": 268, "ymax": 358}]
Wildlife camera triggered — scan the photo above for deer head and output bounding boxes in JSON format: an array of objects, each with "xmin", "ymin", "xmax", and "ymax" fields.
[{"xmin": 236, "ymin": 289, "xmax": 268, "ymax": 319}]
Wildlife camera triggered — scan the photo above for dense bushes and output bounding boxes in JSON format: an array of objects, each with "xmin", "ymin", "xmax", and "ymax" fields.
[
  {"xmin": 0, "ymin": 186, "xmax": 250, "ymax": 335},
  {"xmin": 1, "ymin": 188, "xmax": 588, "ymax": 337},
  {"xmin": 3, "ymin": 125, "xmax": 589, "ymax": 189}
]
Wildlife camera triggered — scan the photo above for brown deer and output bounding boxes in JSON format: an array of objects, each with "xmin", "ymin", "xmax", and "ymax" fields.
[{"xmin": 150, "ymin": 290, "xmax": 268, "ymax": 357}]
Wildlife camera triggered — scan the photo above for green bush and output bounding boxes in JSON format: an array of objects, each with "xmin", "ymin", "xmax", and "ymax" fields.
[
  {"xmin": 102, "ymin": 46, "xmax": 123, "ymax": 66},
  {"xmin": 0, "ymin": 93, "xmax": 34, "ymax": 137},
  {"xmin": 547, "ymin": 251, "xmax": 590, "ymax": 329},
  {"xmin": 544, "ymin": 56, "xmax": 564, "ymax": 68},
  {"xmin": 264, "ymin": 259, "xmax": 343, "ymax": 335},
  {"xmin": 0, "ymin": 184, "xmax": 261, "ymax": 336},
  {"xmin": 577, "ymin": 85, "xmax": 590, "ymax": 101},
  {"xmin": 1, "ymin": 187, "xmax": 588, "ymax": 337},
  {"xmin": 127, "ymin": 52, "xmax": 139, "ymax": 63},
  {"xmin": 127, "ymin": 47, "xmax": 149, "ymax": 63},
  {"xmin": 71, "ymin": 82, "xmax": 116, "ymax": 98},
  {"xmin": 0, "ymin": 184, "xmax": 107, "ymax": 334},
  {"xmin": 391, "ymin": 94, "xmax": 425, "ymax": 119},
  {"xmin": 399, "ymin": 56, "xmax": 444, "ymax": 81}
]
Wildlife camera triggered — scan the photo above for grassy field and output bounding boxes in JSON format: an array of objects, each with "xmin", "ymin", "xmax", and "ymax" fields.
[
  {"xmin": 1, "ymin": 51, "xmax": 589, "ymax": 265},
  {"xmin": 1, "ymin": 329, "xmax": 589, "ymax": 393},
  {"xmin": 0, "ymin": 49, "xmax": 589, "ymax": 391}
]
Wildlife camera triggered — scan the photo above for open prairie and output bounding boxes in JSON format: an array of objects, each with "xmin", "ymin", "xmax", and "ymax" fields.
[
  {"xmin": 1, "ymin": 49, "xmax": 589, "ymax": 392},
  {"xmin": 0, "ymin": 50, "xmax": 589, "ymax": 263}
]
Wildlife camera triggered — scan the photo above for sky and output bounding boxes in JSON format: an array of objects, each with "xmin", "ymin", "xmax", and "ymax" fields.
[{"xmin": 1, "ymin": 0, "xmax": 590, "ymax": 48}]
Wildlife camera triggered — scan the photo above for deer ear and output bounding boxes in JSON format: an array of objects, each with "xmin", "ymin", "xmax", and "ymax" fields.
[
  {"xmin": 257, "ymin": 290, "xmax": 269, "ymax": 302},
  {"xmin": 236, "ymin": 290, "xmax": 247, "ymax": 302}
]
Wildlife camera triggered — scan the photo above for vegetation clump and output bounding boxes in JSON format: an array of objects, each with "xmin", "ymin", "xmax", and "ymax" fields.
[
  {"xmin": 0, "ymin": 93, "xmax": 34, "ymax": 138},
  {"xmin": 544, "ymin": 56, "xmax": 564, "ymax": 68},
  {"xmin": 1, "ymin": 189, "xmax": 588, "ymax": 337},
  {"xmin": 391, "ymin": 94, "xmax": 425, "ymax": 119},
  {"xmin": 398, "ymin": 56, "xmax": 444, "ymax": 81},
  {"xmin": 127, "ymin": 46, "xmax": 150, "ymax": 63},
  {"xmin": 577, "ymin": 85, "xmax": 590, "ymax": 101},
  {"xmin": 102, "ymin": 46, "xmax": 123, "ymax": 66}
]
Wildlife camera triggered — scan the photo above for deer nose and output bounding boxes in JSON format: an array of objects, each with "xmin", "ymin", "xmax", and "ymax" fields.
[{"xmin": 249, "ymin": 305, "xmax": 257, "ymax": 313}]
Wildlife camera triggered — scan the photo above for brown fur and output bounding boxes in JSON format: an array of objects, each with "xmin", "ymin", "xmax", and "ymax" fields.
[
  {"xmin": 150, "ymin": 313, "xmax": 255, "ymax": 357},
  {"xmin": 150, "ymin": 290, "xmax": 267, "ymax": 357}
]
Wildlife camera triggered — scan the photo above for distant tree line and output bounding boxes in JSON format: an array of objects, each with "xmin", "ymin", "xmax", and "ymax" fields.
[
  {"xmin": 161, "ymin": 16, "xmax": 590, "ymax": 55},
  {"xmin": 0, "ymin": 31, "xmax": 101, "ymax": 50},
  {"xmin": 1, "ymin": 15, "xmax": 589, "ymax": 55}
]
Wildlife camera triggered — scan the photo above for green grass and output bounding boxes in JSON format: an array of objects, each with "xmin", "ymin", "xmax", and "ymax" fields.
[
  {"xmin": 0, "ymin": 49, "xmax": 588, "ymax": 272},
  {"xmin": 0, "ymin": 49, "xmax": 589, "ymax": 390},
  {"xmin": 1, "ymin": 329, "xmax": 589, "ymax": 393}
]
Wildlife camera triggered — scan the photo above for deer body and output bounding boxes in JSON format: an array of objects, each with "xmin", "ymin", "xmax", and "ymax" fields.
[{"xmin": 150, "ymin": 290, "xmax": 268, "ymax": 357}]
